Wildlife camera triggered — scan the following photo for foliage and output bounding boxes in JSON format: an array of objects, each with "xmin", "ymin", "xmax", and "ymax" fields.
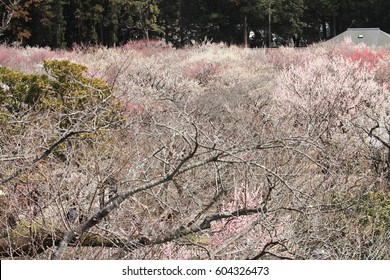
[
  {"xmin": 0, "ymin": 59, "xmax": 114, "ymax": 119},
  {"xmin": 0, "ymin": 43, "xmax": 390, "ymax": 260},
  {"xmin": 350, "ymin": 191, "xmax": 390, "ymax": 237},
  {"xmin": 0, "ymin": 66, "xmax": 47, "ymax": 113},
  {"xmin": 1, "ymin": 0, "xmax": 390, "ymax": 47}
]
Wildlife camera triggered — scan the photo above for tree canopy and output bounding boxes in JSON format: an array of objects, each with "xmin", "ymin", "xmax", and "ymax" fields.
[{"xmin": 0, "ymin": 0, "xmax": 389, "ymax": 47}]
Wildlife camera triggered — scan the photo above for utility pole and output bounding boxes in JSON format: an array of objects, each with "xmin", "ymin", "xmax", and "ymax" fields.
[
  {"xmin": 244, "ymin": 15, "xmax": 248, "ymax": 47},
  {"xmin": 179, "ymin": 0, "xmax": 184, "ymax": 47},
  {"xmin": 268, "ymin": 3, "xmax": 272, "ymax": 47}
]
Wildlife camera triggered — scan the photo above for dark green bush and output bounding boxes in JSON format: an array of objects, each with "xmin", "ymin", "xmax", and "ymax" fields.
[{"xmin": 0, "ymin": 59, "xmax": 119, "ymax": 128}]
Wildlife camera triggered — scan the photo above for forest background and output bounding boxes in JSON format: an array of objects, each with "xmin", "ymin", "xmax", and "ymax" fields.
[{"xmin": 1, "ymin": 0, "xmax": 390, "ymax": 48}]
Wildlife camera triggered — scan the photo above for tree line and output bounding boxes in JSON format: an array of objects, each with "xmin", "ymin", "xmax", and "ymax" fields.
[{"xmin": 1, "ymin": 0, "xmax": 390, "ymax": 48}]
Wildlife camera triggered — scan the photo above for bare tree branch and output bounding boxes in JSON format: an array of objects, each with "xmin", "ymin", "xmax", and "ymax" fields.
[{"xmin": 0, "ymin": 130, "xmax": 89, "ymax": 186}]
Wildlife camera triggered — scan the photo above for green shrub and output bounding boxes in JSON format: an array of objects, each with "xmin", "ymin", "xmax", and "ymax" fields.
[
  {"xmin": 42, "ymin": 59, "xmax": 111, "ymax": 111},
  {"xmin": 0, "ymin": 59, "xmax": 118, "ymax": 127},
  {"xmin": 1, "ymin": 60, "xmax": 112, "ymax": 112},
  {"xmin": 333, "ymin": 191, "xmax": 390, "ymax": 237},
  {"xmin": 356, "ymin": 191, "xmax": 390, "ymax": 236},
  {"xmin": 0, "ymin": 66, "xmax": 48, "ymax": 114},
  {"xmin": 0, "ymin": 59, "xmax": 122, "ymax": 165}
]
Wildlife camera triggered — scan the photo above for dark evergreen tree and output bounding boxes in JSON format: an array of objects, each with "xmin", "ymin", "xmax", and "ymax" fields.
[
  {"xmin": 159, "ymin": 0, "xmax": 180, "ymax": 44},
  {"xmin": 27, "ymin": 0, "xmax": 66, "ymax": 48},
  {"xmin": 1, "ymin": 0, "xmax": 390, "ymax": 47}
]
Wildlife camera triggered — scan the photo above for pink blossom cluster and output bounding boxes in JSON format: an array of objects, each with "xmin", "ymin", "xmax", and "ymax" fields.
[
  {"xmin": 0, "ymin": 45, "xmax": 69, "ymax": 72},
  {"xmin": 123, "ymin": 39, "xmax": 171, "ymax": 56},
  {"xmin": 276, "ymin": 48, "xmax": 389, "ymax": 139}
]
